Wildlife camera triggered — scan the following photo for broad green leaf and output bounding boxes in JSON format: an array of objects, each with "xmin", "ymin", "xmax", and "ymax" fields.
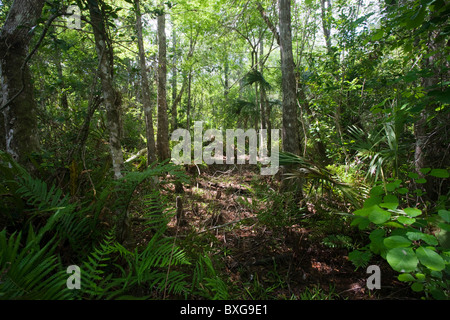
[
  {"xmin": 419, "ymin": 168, "xmax": 431, "ymax": 175},
  {"xmin": 406, "ymin": 231, "xmax": 438, "ymax": 246},
  {"xmin": 415, "ymin": 273, "xmax": 425, "ymax": 281},
  {"xmin": 386, "ymin": 248, "xmax": 418, "ymax": 272},
  {"xmin": 411, "ymin": 282, "xmax": 424, "ymax": 292},
  {"xmin": 430, "ymin": 169, "xmax": 449, "ymax": 178},
  {"xmin": 384, "ymin": 236, "xmax": 412, "ymax": 248},
  {"xmin": 364, "ymin": 196, "xmax": 382, "ymax": 208},
  {"xmin": 370, "ymin": 229, "xmax": 387, "ymax": 254},
  {"xmin": 408, "ymin": 172, "xmax": 419, "ymax": 179},
  {"xmin": 351, "ymin": 216, "xmax": 370, "ymax": 230},
  {"xmin": 407, "ymin": 5, "xmax": 426, "ymax": 29},
  {"xmin": 369, "ymin": 186, "xmax": 384, "ymax": 196},
  {"xmin": 371, "ymin": 29, "xmax": 384, "ymax": 41},
  {"xmin": 397, "ymin": 187, "xmax": 409, "ymax": 195},
  {"xmin": 403, "ymin": 207, "xmax": 422, "ymax": 217},
  {"xmin": 416, "ymin": 178, "xmax": 427, "ymax": 184},
  {"xmin": 380, "ymin": 195, "xmax": 399, "ymax": 210},
  {"xmin": 397, "ymin": 216, "xmax": 416, "ymax": 225},
  {"xmin": 369, "ymin": 206, "xmax": 391, "ymax": 224},
  {"xmin": 438, "ymin": 209, "xmax": 450, "ymax": 223},
  {"xmin": 398, "ymin": 273, "xmax": 415, "ymax": 282},
  {"xmin": 416, "ymin": 246, "xmax": 445, "ymax": 271}
]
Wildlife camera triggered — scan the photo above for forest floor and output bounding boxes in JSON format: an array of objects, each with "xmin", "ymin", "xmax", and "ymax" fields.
[{"xmin": 131, "ymin": 164, "xmax": 418, "ymax": 300}]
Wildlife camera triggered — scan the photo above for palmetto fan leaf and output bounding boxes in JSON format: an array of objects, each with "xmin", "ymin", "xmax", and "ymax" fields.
[
  {"xmin": 242, "ymin": 69, "xmax": 272, "ymax": 91},
  {"xmin": 279, "ymin": 152, "xmax": 361, "ymax": 205},
  {"xmin": 347, "ymin": 124, "xmax": 404, "ymax": 181}
]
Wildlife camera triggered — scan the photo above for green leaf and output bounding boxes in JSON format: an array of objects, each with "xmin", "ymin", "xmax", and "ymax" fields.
[
  {"xmin": 438, "ymin": 210, "xmax": 450, "ymax": 223},
  {"xmin": 403, "ymin": 207, "xmax": 422, "ymax": 217},
  {"xmin": 430, "ymin": 169, "xmax": 448, "ymax": 178},
  {"xmin": 416, "ymin": 178, "xmax": 427, "ymax": 184},
  {"xmin": 386, "ymin": 181, "xmax": 401, "ymax": 192},
  {"xmin": 397, "ymin": 187, "xmax": 409, "ymax": 195},
  {"xmin": 364, "ymin": 195, "xmax": 382, "ymax": 208},
  {"xmin": 419, "ymin": 168, "xmax": 431, "ymax": 175},
  {"xmin": 397, "ymin": 216, "xmax": 416, "ymax": 225},
  {"xmin": 371, "ymin": 29, "xmax": 384, "ymax": 41},
  {"xmin": 369, "ymin": 229, "xmax": 387, "ymax": 254},
  {"xmin": 368, "ymin": 206, "xmax": 391, "ymax": 224},
  {"xmin": 411, "ymin": 282, "xmax": 424, "ymax": 292},
  {"xmin": 408, "ymin": 172, "xmax": 419, "ymax": 179},
  {"xmin": 386, "ymin": 247, "xmax": 418, "ymax": 273},
  {"xmin": 351, "ymin": 216, "xmax": 370, "ymax": 230},
  {"xmin": 415, "ymin": 273, "xmax": 425, "ymax": 281},
  {"xmin": 398, "ymin": 273, "xmax": 415, "ymax": 282},
  {"xmin": 416, "ymin": 246, "xmax": 445, "ymax": 271},
  {"xmin": 369, "ymin": 186, "xmax": 384, "ymax": 196},
  {"xmin": 384, "ymin": 236, "xmax": 412, "ymax": 248},
  {"xmin": 406, "ymin": 231, "xmax": 438, "ymax": 246},
  {"xmin": 407, "ymin": 5, "xmax": 426, "ymax": 29},
  {"xmin": 380, "ymin": 195, "xmax": 399, "ymax": 210}
]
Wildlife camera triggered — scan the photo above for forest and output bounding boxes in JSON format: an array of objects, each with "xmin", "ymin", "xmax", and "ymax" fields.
[{"xmin": 0, "ymin": 0, "xmax": 449, "ymax": 302}]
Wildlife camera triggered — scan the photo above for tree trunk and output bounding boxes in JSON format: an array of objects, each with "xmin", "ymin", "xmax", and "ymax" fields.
[
  {"xmin": 156, "ymin": 2, "xmax": 170, "ymax": 161},
  {"xmin": 0, "ymin": 0, "xmax": 45, "ymax": 167},
  {"xmin": 54, "ymin": 44, "xmax": 69, "ymax": 110},
  {"xmin": 171, "ymin": 28, "xmax": 178, "ymax": 131},
  {"xmin": 187, "ymin": 70, "xmax": 192, "ymax": 131},
  {"xmin": 135, "ymin": 0, "xmax": 157, "ymax": 166},
  {"xmin": 320, "ymin": 0, "xmax": 333, "ymax": 56},
  {"xmin": 279, "ymin": 0, "xmax": 300, "ymax": 155},
  {"xmin": 88, "ymin": 0, "xmax": 123, "ymax": 179}
]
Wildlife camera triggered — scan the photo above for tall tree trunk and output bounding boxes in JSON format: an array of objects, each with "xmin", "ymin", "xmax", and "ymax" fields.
[
  {"xmin": 279, "ymin": 0, "xmax": 300, "ymax": 155},
  {"xmin": 171, "ymin": 27, "xmax": 178, "ymax": 131},
  {"xmin": 135, "ymin": 0, "xmax": 157, "ymax": 166},
  {"xmin": 186, "ymin": 70, "xmax": 192, "ymax": 131},
  {"xmin": 259, "ymin": 37, "xmax": 267, "ymax": 131},
  {"xmin": 88, "ymin": 0, "xmax": 123, "ymax": 179},
  {"xmin": 54, "ymin": 43, "xmax": 69, "ymax": 111},
  {"xmin": 0, "ymin": 0, "xmax": 45, "ymax": 167},
  {"xmin": 156, "ymin": 2, "xmax": 170, "ymax": 161},
  {"xmin": 320, "ymin": 0, "xmax": 333, "ymax": 56}
]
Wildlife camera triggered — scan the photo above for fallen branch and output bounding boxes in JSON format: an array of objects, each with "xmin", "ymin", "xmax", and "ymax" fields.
[
  {"xmin": 125, "ymin": 148, "xmax": 147, "ymax": 163},
  {"xmin": 196, "ymin": 217, "xmax": 257, "ymax": 235}
]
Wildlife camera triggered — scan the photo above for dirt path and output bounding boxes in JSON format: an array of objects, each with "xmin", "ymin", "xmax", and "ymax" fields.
[{"xmin": 133, "ymin": 165, "xmax": 413, "ymax": 300}]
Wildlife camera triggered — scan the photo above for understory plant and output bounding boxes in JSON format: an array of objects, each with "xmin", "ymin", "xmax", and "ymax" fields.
[{"xmin": 349, "ymin": 169, "xmax": 450, "ymax": 299}]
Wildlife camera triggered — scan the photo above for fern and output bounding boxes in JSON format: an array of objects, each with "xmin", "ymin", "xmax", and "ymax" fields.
[
  {"xmin": 0, "ymin": 228, "xmax": 73, "ymax": 300},
  {"xmin": 191, "ymin": 254, "xmax": 229, "ymax": 300}
]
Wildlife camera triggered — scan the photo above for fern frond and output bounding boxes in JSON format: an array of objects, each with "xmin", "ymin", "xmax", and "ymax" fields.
[{"xmin": 0, "ymin": 229, "xmax": 72, "ymax": 300}]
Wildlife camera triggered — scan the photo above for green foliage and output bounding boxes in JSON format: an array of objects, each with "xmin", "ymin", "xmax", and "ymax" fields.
[
  {"xmin": 191, "ymin": 254, "xmax": 229, "ymax": 300},
  {"xmin": 279, "ymin": 151, "xmax": 362, "ymax": 206},
  {"xmin": 349, "ymin": 170, "xmax": 450, "ymax": 300},
  {"xmin": 0, "ymin": 228, "xmax": 72, "ymax": 300}
]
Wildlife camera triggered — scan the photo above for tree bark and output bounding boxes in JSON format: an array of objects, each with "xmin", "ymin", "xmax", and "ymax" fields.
[
  {"xmin": 0, "ymin": 0, "xmax": 45, "ymax": 167},
  {"xmin": 156, "ymin": 2, "xmax": 170, "ymax": 161},
  {"xmin": 88, "ymin": 0, "xmax": 124, "ymax": 179},
  {"xmin": 279, "ymin": 0, "xmax": 300, "ymax": 155},
  {"xmin": 135, "ymin": 0, "xmax": 157, "ymax": 166},
  {"xmin": 320, "ymin": 0, "xmax": 333, "ymax": 56},
  {"xmin": 171, "ymin": 28, "xmax": 178, "ymax": 131}
]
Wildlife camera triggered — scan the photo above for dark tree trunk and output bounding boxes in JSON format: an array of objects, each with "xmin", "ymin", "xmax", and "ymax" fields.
[
  {"xmin": 157, "ymin": 3, "xmax": 170, "ymax": 161},
  {"xmin": 0, "ymin": 0, "xmax": 45, "ymax": 167}
]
